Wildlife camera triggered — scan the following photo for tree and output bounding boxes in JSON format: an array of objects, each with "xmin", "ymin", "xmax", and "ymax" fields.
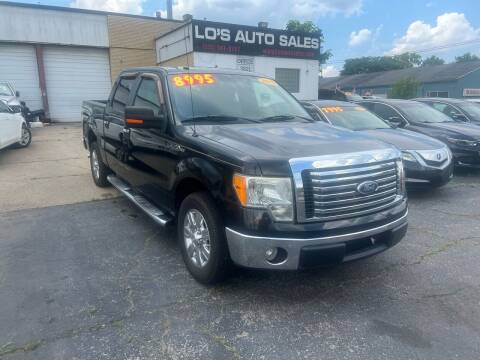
[
  {"xmin": 393, "ymin": 52, "xmax": 422, "ymax": 67},
  {"xmin": 421, "ymin": 55, "xmax": 445, "ymax": 67},
  {"xmin": 286, "ymin": 20, "xmax": 319, "ymax": 33},
  {"xmin": 455, "ymin": 52, "xmax": 480, "ymax": 63},
  {"xmin": 285, "ymin": 20, "xmax": 332, "ymax": 64},
  {"xmin": 341, "ymin": 52, "xmax": 422, "ymax": 75},
  {"xmin": 389, "ymin": 77, "xmax": 419, "ymax": 99}
]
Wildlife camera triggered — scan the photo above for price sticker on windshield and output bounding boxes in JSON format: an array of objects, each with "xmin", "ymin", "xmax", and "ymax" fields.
[
  {"xmin": 258, "ymin": 78, "xmax": 277, "ymax": 86},
  {"xmin": 171, "ymin": 74, "xmax": 216, "ymax": 87},
  {"xmin": 321, "ymin": 107, "xmax": 344, "ymax": 113}
]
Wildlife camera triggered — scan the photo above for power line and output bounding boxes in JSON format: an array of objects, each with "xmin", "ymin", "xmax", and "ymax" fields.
[{"xmin": 325, "ymin": 38, "xmax": 480, "ymax": 65}]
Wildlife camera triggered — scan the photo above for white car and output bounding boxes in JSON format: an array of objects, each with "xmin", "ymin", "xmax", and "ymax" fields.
[{"xmin": 0, "ymin": 100, "xmax": 31, "ymax": 150}]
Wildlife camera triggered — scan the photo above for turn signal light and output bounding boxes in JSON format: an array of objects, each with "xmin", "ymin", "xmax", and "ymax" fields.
[
  {"xmin": 126, "ymin": 118, "xmax": 144, "ymax": 124},
  {"xmin": 233, "ymin": 174, "xmax": 247, "ymax": 206}
]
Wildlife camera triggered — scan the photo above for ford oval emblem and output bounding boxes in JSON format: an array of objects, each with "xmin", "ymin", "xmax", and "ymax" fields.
[{"xmin": 357, "ymin": 180, "xmax": 379, "ymax": 195}]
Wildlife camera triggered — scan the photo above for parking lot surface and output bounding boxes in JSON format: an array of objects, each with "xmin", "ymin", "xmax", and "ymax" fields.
[{"xmin": 1, "ymin": 125, "xmax": 480, "ymax": 359}]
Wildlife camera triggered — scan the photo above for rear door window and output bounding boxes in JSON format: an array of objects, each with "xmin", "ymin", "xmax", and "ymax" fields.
[{"xmin": 111, "ymin": 77, "xmax": 135, "ymax": 113}]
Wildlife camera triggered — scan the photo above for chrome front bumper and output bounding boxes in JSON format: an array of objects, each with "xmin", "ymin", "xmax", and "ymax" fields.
[{"xmin": 225, "ymin": 211, "xmax": 408, "ymax": 270}]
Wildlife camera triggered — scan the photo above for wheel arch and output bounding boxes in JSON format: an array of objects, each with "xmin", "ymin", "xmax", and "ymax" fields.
[{"xmin": 173, "ymin": 157, "xmax": 227, "ymax": 212}]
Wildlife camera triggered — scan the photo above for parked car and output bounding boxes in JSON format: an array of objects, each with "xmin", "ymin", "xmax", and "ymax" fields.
[
  {"xmin": 302, "ymin": 100, "xmax": 453, "ymax": 187},
  {"xmin": 415, "ymin": 97, "xmax": 480, "ymax": 124},
  {"xmin": 0, "ymin": 81, "xmax": 22, "ymax": 113},
  {"xmin": 0, "ymin": 100, "xmax": 32, "ymax": 150},
  {"xmin": 318, "ymin": 88, "xmax": 363, "ymax": 102},
  {"xmin": 82, "ymin": 67, "xmax": 408, "ymax": 284},
  {"xmin": 359, "ymin": 99, "xmax": 480, "ymax": 168}
]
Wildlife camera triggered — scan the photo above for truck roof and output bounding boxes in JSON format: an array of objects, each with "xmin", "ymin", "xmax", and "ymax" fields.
[{"xmin": 120, "ymin": 66, "xmax": 271, "ymax": 79}]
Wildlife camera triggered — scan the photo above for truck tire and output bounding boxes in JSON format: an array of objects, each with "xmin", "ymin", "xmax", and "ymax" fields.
[
  {"xmin": 90, "ymin": 141, "xmax": 111, "ymax": 188},
  {"xmin": 178, "ymin": 192, "xmax": 230, "ymax": 284}
]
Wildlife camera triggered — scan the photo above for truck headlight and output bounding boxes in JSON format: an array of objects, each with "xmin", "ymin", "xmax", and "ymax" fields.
[
  {"xmin": 447, "ymin": 137, "xmax": 478, "ymax": 147},
  {"xmin": 233, "ymin": 174, "xmax": 293, "ymax": 222},
  {"xmin": 402, "ymin": 151, "xmax": 417, "ymax": 163}
]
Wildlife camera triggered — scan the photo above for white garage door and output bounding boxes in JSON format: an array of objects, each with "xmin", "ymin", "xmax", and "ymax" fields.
[
  {"xmin": 44, "ymin": 46, "xmax": 111, "ymax": 122},
  {"xmin": 0, "ymin": 44, "xmax": 42, "ymax": 110}
]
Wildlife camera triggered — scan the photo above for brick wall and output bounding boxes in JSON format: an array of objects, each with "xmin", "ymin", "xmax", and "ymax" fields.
[{"xmin": 107, "ymin": 15, "xmax": 180, "ymax": 79}]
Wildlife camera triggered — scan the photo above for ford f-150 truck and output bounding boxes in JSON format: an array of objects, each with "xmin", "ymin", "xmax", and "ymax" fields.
[{"xmin": 82, "ymin": 67, "xmax": 408, "ymax": 284}]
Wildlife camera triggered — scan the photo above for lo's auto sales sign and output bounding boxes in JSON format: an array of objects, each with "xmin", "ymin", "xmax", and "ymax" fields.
[{"xmin": 191, "ymin": 20, "xmax": 321, "ymax": 60}]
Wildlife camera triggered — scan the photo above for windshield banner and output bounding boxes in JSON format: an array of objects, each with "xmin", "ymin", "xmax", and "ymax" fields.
[{"xmin": 191, "ymin": 20, "xmax": 321, "ymax": 60}]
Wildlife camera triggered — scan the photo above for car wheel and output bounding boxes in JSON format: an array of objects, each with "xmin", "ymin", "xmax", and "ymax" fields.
[
  {"xmin": 178, "ymin": 192, "xmax": 230, "ymax": 284},
  {"xmin": 90, "ymin": 141, "xmax": 111, "ymax": 187},
  {"xmin": 16, "ymin": 124, "xmax": 31, "ymax": 148}
]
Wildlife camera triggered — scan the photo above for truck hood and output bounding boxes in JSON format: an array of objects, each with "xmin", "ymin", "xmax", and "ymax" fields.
[
  {"xmin": 360, "ymin": 128, "xmax": 445, "ymax": 151},
  {"xmin": 196, "ymin": 122, "xmax": 395, "ymax": 176}
]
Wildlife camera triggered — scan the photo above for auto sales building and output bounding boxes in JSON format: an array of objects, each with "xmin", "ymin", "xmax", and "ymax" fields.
[
  {"xmin": 0, "ymin": 2, "xmax": 321, "ymax": 122},
  {"xmin": 0, "ymin": 1, "xmax": 181, "ymax": 122},
  {"xmin": 156, "ymin": 20, "xmax": 321, "ymax": 100}
]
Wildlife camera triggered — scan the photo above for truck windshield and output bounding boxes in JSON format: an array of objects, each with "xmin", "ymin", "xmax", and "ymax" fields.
[
  {"xmin": 167, "ymin": 73, "xmax": 312, "ymax": 124},
  {"xmin": 319, "ymin": 105, "xmax": 390, "ymax": 130}
]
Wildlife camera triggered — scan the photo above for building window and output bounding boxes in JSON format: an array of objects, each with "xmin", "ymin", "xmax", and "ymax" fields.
[
  {"xmin": 275, "ymin": 68, "xmax": 300, "ymax": 93},
  {"xmin": 426, "ymin": 91, "xmax": 449, "ymax": 98}
]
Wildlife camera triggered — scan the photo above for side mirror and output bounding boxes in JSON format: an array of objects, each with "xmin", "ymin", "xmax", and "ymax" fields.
[
  {"xmin": 388, "ymin": 116, "xmax": 405, "ymax": 127},
  {"xmin": 452, "ymin": 113, "xmax": 468, "ymax": 122},
  {"xmin": 15, "ymin": 91, "xmax": 20, "ymax": 98},
  {"xmin": 124, "ymin": 106, "xmax": 166, "ymax": 130}
]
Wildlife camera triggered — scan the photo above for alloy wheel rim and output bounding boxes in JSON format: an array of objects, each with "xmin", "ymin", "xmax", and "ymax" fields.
[
  {"xmin": 20, "ymin": 127, "xmax": 30, "ymax": 145},
  {"xmin": 183, "ymin": 209, "xmax": 211, "ymax": 268},
  {"xmin": 91, "ymin": 150, "xmax": 100, "ymax": 179}
]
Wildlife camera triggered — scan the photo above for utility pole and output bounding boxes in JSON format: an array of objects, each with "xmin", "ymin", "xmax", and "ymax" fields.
[{"xmin": 166, "ymin": 0, "xmax": 173, "ymax": 19}]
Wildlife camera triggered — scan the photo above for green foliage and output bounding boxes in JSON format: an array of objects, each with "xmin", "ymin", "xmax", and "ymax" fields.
[
  {"xmin": 341, "ymin": 52, "xmax": 422, "ymax": 75},
  {"xmin": 455, "ymin": 52, "xmax": 480, "ymax": 63},
  {"xmin": 388, "ymin": 77, "xmax": 419, "ymax": 99},
  {"xmin": 393, "ymin": 52, "xmax": 422, "ymax": 67},
  {"xmin": 421, "ymin": 55, "xmax": 445, "ymax": 66},
  {"xmin": 285, "ymin": 20, "xmax": 332, "ymax": 64},
  {"xmin": 286, "ymin": 20, "xmax": 319, "ymax": 33}
]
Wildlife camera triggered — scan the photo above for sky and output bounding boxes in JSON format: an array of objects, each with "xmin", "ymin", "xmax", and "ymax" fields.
[{"xmin": 13, "ymin": 0, "xmax": 480, "ymax": 77}]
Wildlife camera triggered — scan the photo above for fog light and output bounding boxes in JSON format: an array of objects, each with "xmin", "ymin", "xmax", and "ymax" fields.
[
  {"xmin": 265, "ymin": 248, "xmax": 278, "ymax": 261},
  {"xmin": 265, "ymin": 247, "xmax": 288, "ymax": 264}
]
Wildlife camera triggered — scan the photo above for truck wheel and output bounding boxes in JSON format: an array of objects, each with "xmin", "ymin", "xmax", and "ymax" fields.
[
  {"xmin": 178, "ymin": 192, "xmax": 230, "ymax": 284},
  {"xmin": 16, "ymin": 124, "xmax": 31, "ymax": 148},
  {"xmin": 90, "ymin": 142, "xmax": 111, "ymax": 188}
]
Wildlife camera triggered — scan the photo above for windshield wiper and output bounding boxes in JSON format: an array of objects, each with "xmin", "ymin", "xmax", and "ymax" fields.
[
  {"xmin": 260, "ymin": 115, "xmax": 314, "ymax": 123},
  {"xmin": 182, "ymin": 115, "xmax": 260, "ymax": 124}
]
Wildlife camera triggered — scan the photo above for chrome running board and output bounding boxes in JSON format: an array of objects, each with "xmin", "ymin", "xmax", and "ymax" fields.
[{"xmin": 107, "ymin": 175, "xmax": 171, "ymax": 226}]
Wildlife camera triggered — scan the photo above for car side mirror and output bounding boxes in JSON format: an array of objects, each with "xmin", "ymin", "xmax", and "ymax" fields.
[
  {"xmin": 124, "ymin": 106, "xmax": 166, "ymax": 130},
  {"xmin": 15, "ymin": 91, "xmax": 20, "ymax": 97},
  {"xmin": 452, "ymin": 113, "xmax": 468, "ymax": 122},
  {"xmin": 388, "ymin": 116, "xmax": 405, "ymax": 127}
]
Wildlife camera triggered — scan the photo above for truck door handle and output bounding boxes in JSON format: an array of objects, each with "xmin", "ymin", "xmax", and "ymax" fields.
[{"xmin": 105, "ymin": 121, "xmax": 110, "ymax": 129}]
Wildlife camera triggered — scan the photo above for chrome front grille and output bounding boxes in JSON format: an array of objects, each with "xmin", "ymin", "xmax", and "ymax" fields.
[{"xmin": 289, "ymin": 149, "xmax": 404, "ymax": 223}]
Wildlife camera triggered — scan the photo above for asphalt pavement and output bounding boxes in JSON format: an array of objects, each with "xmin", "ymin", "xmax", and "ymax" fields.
[
  {"xmin": 1, "ymin": 124, "xmax": 480, "ymax": 359},
  {"xmin": 1, "ymin": 172, "xmax": 480, "ymax": 359}
]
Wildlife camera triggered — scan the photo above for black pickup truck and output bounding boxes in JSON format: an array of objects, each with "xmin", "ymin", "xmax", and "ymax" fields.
[{"xmin": 82, "ymin": 67, "xmax": 408, "ymax": 284}]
